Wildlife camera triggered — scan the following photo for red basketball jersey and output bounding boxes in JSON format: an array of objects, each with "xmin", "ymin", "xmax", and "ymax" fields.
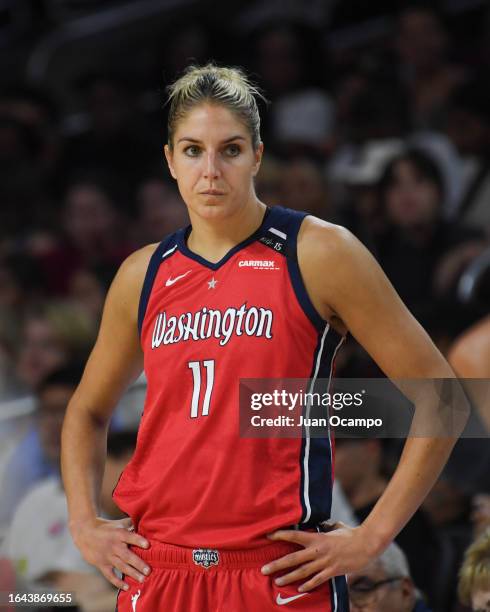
[{"xmin": 113, "ymin": 206, "xmax": 344, "ymax": 550}]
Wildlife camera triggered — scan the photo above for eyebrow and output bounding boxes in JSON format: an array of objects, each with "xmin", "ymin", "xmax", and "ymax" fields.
[{"xmin": 177, "ymin": 135, "xmax": 247, "ymax": 144}]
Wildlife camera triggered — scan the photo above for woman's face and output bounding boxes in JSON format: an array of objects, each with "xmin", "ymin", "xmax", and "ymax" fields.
[
  {"xmin": 16, "ymin": 318, "xmax": 67, "ymax": 388},
  {"xmin": 164, "ymin": 103, "xmax": 263, "ymax": 222},
  {"xmin": 472, "ymin": 588, "xmax": 490, "ymax": 611},
  {"xmin": 281, "ymin": 160, "xmax": 328, "ymax": 217},
  {"xmin": 64, "ymin": 185, "xmax": 116, "ymax": 245},
  {"xmin": 385, "ymin": 160, "xmax": 441, "ymax": 228}
]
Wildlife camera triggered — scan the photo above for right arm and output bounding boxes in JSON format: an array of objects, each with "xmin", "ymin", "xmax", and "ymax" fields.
[{"xmin": 61, "ymin": 244, "xmax": 156, "ymax": 591}]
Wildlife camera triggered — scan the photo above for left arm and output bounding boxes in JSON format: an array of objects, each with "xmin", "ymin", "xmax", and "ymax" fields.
[{"xmin": 263, "ymin": 218, "xmax": 467, "ymax": 591}]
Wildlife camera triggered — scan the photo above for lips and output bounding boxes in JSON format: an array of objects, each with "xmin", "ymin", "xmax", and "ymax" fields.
[{"xmin": 200, "ymin": 189, "xmax": 225, "ymax": 195}]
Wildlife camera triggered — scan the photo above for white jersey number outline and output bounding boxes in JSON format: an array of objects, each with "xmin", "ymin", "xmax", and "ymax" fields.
[{"xmin": 188, "ymin": 360, "xmax": 215, "ymax": 418}]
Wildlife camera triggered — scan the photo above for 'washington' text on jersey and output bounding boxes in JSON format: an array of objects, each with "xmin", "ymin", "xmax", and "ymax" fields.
[{"xmin": 151, "ymin": 303, "xmax": 274, "ymax": 348}]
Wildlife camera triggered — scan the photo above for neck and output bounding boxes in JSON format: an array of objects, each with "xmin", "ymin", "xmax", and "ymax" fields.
[{"xmin": 186, "ymin": 196, "xmax": 267, "ymax": 263}]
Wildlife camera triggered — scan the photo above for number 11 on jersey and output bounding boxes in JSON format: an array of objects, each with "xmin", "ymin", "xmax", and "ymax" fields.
[{"xmin": 188, "ymin": 360, "xmax": 215, "ymax": 418}]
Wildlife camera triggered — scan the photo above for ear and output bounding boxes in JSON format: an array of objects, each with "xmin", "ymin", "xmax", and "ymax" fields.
[
  {"xmin": 164, "ymin": 144, "xmax": 177, "ymax": 180},
  {"xmin": 252, "ymin": 142, "xmax": 264, "ymax": 177}
]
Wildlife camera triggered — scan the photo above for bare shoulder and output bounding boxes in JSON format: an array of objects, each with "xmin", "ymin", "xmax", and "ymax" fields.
[
  {"xmin": 72, "ymin": 244, "xmax": 160, "ymax": 415},
  {"xmin": 297, "ymin": 215, "xmax": 373, "ymax": 305},
  {"xmin": 103, "ymin": 243, "xmax": 159, "ymax": 323},
  {"xmin": 299, "ymin": 214, "xmax": 387, "ymax": 288},
  {"xmin": 298, "ymin": 215, "xmax": 361, "ymax": 266},
  {"xmin": 296, "ymin": 214, "xmax": 451, "ymax": 377},
  {"xmin": 115, "ymin": 243, "xmax": 159, "ymax": 290}
]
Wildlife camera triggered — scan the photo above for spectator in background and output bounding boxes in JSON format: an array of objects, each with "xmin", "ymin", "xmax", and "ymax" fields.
[
  {"xmin": 1, "ymin": 365, "xmax": 85, "ymax": 576},
  {"xmin": 134, "ymin": 176, "xmax": 188, "ymax": 246},
  {"xmin": 280, "ymin": 157, "xmax": 332, "ymax": 220},
  {"xmin": 376, "ymin": 148, "xmax": 486, "ymax": 332},
  {"xmin": 38, "ymin": 177, "xmax": 133, "ymax": 295},
  {"xmin": 0, "ymin": 253, "xmax": 47, "ymax": 399},
  {"xmin": 448, "ymin": 315, "xmax": 490, "ymax": 542},
  {"xmin": 253, "ymin": 154, "xmax": 284, "ymax": 207},
  {"xmin": 458, "ymin": 529, "xmax": 490, "ymax": 611},
  {"xmin": 449, "ymin": 314, "xmax": 490, "ymax": 433},
  {"xmin": 0, "ymin": 85, "xmax": 60, "ymax": 239},
  {"xmin": 0, "ymin": 84, "xmax": 61, "ymax": 186},
  {"xmin": 0, "ymin": 116, "xmax": 54, "ymax": 239},
  {"xmin": 409, "ymin": 313, "xmax": 490, "ymax": 610},
  {"xmin": 67, "ymin": 264, "xmax": 116, "ymax": 325},
  {"xmin": 333, "ymin": 81, "xmax": 409, "ymax": 147},
  {"xmin": 0, "ymin": 254, "xmax": 46, "ymax": 317},
  {"xmin": 251, "ymin": 22, "xmax": 334, "ymax": 154},
  {"xmin": 326, "ymin": 80, "xmax": 409, "ymax": 243},
  {"xmin": 445, "ymin": 78, "xmax": 490, "ymax": 230},
  {"xmin": 0, "ymin": 309, "xmax": 20, "ymax": 401},
  {"xmin": 100, "ymin": 431, "xmax": 137, "ymax": 520},
  {"xmin": 328, "ymin": 140, "xmax": 405, "ymax": 251},
  {"xmin": 334, "ymin": 437, "xmax": 438, "ymax": 603},
  {"xmin": 15, "ymin": 302, "xmax": 95, "ymax": 392},
  {"xmin": 471, "ymin": 493, "xmax": 490, "ymax": 542},
  {"xmin": 53, "ymin": 430, "xmax": 137, "ymax": 611},
  {"xmin": 1, "ymin": 374, "xmax": 135, "ymax": 611},
  {"xmin": 0, "ymin": 303, "xmax": 95, "ymax": 533},
  {"xmin": 394, "ymin": 5, "xmax": 468, "ymax": 130},
  {"xmin": 348, "ymin": 542, "xmax": 432, "ymax": 611},
  {"xmin": 61, "ymin": 73, "xmax": 156, "ymax": 199},
  {"xmin": 157, "ymin": 22, "xmax": 212, "ymax": 82},
  {"xmin": 421, "ymin": 475, "xmax": 472, "ymax": 534}
]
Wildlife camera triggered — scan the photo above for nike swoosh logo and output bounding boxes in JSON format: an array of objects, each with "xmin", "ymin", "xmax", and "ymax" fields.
[
  {"xmin": 165, "ymin": 271, "xmax": 190, "ymax": 287},
  {"xmin": 276, "ymin": 592, "xmax": 309, "ymax": 605}
]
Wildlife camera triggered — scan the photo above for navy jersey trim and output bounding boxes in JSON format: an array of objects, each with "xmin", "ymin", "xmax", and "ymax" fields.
[
  {"xmin": 258, "ymin": 206, "xmax": 346, "ymax": 527},
  {"xmin": 330, "ymin": 575, "xmax": 350, "ymax": 612},
  {"xmin": 263, "ymin": 206, "xmax": 344, "ymax": 344},
  {"xmin": 298, "ymin": 324, "xmax": 332, "ymax": 526},
  {"xmin": 287, "ymin": 253, "xmax": 325, "ymax": 333},
  {"xmin": 137, "ymin": 235, "xmax": 179, "ymax": 337},
  {"xmin": 176, "ymin": 207, "xmax": 272, "ymax": 270},
  {"xmin": 298, "ymin": 326, "xmax": 345, "ymax": 528},
  {"xmin": 278, "ymin": 208, "xmax": 326, "ymax": 334}
]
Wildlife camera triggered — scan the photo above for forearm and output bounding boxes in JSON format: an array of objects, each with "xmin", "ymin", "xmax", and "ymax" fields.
[
  {"xmin": 61, "ymin": 400, "xmax": 109, "ymax": 534},
  {"xmin": 361, "ymin": 374, "xmax": 470, "ymax": 552},
  {"xmin": 359, "ymin": 435, "xmax": 456, "ymax": 554}
]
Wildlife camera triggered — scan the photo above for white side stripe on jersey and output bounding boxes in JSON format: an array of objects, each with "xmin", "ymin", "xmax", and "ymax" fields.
[
  {"xmin": 268, "ymin": 227, "xmax": 287, "ymax": 240},
  {"xmin": 332, "ymin": 579, "xmax": 338, "ymax": 612},
  {"xmin": 161, "ymin": 244, "xmax": 178, "ymax": 259},
  {"xmin": 301, "ymin": 323, "xmax": 330, "ymax": 524},
  {"xmin": 326, "ymin": 336, "xmax": 346, "ymax": 521}
]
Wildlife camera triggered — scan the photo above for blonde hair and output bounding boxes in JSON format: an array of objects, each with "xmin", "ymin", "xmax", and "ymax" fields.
[
  {"xmin": 166, "ymin": 63, "xmax": 265, "ymax": 150},
  {"xmin": 458, "ymin": 528, "xmax": 490, "ymax": 605}
]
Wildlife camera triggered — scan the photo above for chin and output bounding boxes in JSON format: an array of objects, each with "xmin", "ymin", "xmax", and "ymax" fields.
[{"xmin": 193, "ymin": 199, "xmax": 236, "ymax": 219}]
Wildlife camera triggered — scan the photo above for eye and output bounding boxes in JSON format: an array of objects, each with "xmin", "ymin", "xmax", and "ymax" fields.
[
  {"xmin": 184, "ymin": 145, "xmax": 201, "ymax": 157},
  {"xmin": 224, "ymin": 143, "xmax": 241, "ymax": 157}
]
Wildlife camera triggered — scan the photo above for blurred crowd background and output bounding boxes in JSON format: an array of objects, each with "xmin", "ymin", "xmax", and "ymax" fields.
[{"xmin": 0, "ymin": 0, "xmax": 490, "ymax": 610}]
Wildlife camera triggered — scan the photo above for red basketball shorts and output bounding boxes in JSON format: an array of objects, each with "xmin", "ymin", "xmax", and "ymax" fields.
[{"xmin": 115, "ymin": 539, "xmax": 344, "ymax": 611}]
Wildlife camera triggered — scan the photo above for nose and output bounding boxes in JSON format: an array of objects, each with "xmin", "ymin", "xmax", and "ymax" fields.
[{"xmin": 203, "ymin": 151, "xmax": 220, "ymax": 181}]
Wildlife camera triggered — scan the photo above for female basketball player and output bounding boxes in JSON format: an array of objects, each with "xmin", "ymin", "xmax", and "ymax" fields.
[{"xmin": 62, "ymin": 65, "xmax": 461, "ymax": 611}]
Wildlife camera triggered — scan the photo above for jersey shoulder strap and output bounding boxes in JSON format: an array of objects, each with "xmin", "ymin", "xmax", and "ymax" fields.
[
  {"xmin": 138, "ymin": 232, "xmax": 180, "ymax": 336},
  {"xmin": 258, "ymin": 206, "xmax": 327, "ymax": 332},
  {"xmin": 257, "ymin": 205, "xmax": 308, "ymax": 261}
]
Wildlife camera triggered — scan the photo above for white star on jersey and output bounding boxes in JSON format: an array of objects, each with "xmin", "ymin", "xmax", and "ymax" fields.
[{"xmin": 208, "ymin": 277, "xmax": 218, "ymax": 289}]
